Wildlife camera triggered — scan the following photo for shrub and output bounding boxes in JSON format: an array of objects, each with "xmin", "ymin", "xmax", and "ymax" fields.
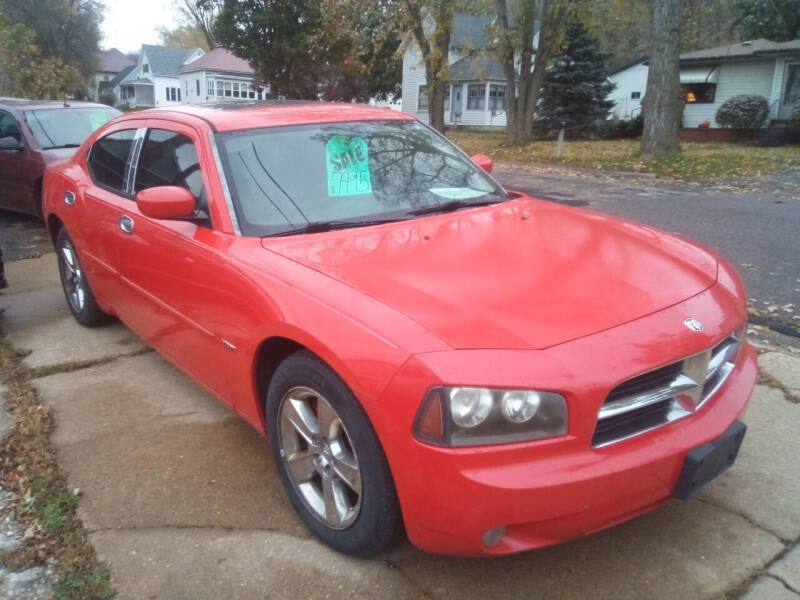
[
  {"xmin": 791, "ymin": 99, "xmax": 800, "ymax": 134},
  {"xmin": 596, "ymin": 113, "xmax": 644, "ymax": 139},
  {"xmin": 715, "ymin": 94, "xmax": 769, "ymax": 129},
  {"xmin": 98, "ymin": 90, "xmax": 116, "ymax": 107}
]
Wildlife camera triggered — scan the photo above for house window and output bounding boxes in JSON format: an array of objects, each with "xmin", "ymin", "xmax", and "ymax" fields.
[
  {"xmin": 165, "ymin": 87, "xmax": 181, "ymax": 102},
  {"xmin": 631, "ymin": 91, "xmax": 641, "ymax": 99},
  {"xmin": 489, "ymin": 84, "xmax": 505, "ymax": 112},
  {"xmin": 224, "ymin": 82, "xmax": 232, "ymax": 97},
  {"xmin": 784, "ymin": 63, "xmax": 800, "ymax": 105},
  {"xmin": 143, "ymin": 64, "xmax": 149, "ymax": 74},
  {"xmin": 417, "ymin": 85, "xmax": 450, "ymax": 111},
  {"xmin": 196, "ymin": 80, "xmax": 200, "ymax": 96},
  {"xmin": 233, "ymin": 82, "xmax": 240, "ymax": 98},
  {"xmin": 216, "ymin": 81, "xmax": 223, "ymax": 97},
  {"xmin": 681, "ymin": 83, "xmax": 716, "ymax": 104},
  {"xmin": 208, "ymin": 79, "xmax": 215, "ymax": 96},
  {"xmin": 467, "ymin": 84, "xmax": 486, "ymax": 110}
]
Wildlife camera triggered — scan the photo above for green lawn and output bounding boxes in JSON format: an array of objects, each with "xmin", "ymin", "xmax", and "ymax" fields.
[{"xmin": 446, "ymin": 130, "xmax": 800, "ymax": 181}]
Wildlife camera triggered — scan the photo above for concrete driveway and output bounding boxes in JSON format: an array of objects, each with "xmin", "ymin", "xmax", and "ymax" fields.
[{"xmin": 1, "ymin": 255, "xmax": 799, "ymax": 600}]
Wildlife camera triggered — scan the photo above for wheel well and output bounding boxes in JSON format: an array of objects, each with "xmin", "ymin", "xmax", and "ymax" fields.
[
  {"xmin": 254, "ymin": 336, "xmax": 304, "ymax": 426},
  {"xmin": 46, "ymin": 214, "xmax": 64, "ymax": 247}
]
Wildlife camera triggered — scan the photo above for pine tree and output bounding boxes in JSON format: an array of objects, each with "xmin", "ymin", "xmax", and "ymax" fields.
[{"xmin": 536, "ymin": 21, "xmax": 616, "ymax": 134}]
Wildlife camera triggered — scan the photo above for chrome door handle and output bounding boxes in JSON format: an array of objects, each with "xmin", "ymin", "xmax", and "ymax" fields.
[
  {"xmin": 119, "ymin": 214, "xmax": 134, "ymax": 234},
  {"xmin": 64, "ymin": 191, "xmax": 76, "ymax": 206}
]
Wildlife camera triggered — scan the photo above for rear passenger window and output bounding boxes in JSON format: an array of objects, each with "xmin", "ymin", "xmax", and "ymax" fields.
[
  {"xmin": 134, "ymin": 129, "xmax": 205, "ymax": 213},
  {"xmin": 88, "ymin": 130, "xmax": 136, "ymax": 193}
]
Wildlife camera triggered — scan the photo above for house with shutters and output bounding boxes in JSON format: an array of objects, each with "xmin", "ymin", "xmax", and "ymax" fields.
[
  {"xmin": 114, "ymin": 45, "xmax": 264, "ymax": 108},
  {"xmin": 400, "ymin": 14, "xmax": 511, "ymax": 128},
  {"xmin": 115, "ymin": 44, "xmax": 206, "ymax": 109}
]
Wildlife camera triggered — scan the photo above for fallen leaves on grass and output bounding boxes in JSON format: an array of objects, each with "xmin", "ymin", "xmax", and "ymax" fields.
[{"xmin": 446, "ymin": 131, "xmax": 800, "ymax": 183}]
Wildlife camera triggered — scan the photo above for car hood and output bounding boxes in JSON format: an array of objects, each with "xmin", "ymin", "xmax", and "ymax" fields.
[{"xmin": 261, "ymin": 197, "xmax": 718, "ymax": 350}]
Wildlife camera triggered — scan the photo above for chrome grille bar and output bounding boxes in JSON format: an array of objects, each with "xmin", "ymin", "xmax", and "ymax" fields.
[{"xmin": 592, "ymin": 334, "xmax": 741, "ymax": 448}]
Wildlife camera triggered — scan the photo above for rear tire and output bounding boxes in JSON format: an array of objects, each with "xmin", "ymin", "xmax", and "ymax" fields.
[
  {"xmin": 56, "ymin": 227, "xmax": 111, "ymax": 327},
  {"xmin": 266, "ymin": 351, "xmax": 401, "ymax": 556}
]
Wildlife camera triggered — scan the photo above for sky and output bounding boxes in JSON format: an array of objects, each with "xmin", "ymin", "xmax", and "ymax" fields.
[{"xmin": 101, "ymin": 0, "xmax": 182, "ymax": 53}]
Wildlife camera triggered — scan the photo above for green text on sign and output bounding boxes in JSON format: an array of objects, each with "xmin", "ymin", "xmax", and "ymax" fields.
[{"xmin": 326, "ymin": 135, "xmax": 372, "ymax": 197}]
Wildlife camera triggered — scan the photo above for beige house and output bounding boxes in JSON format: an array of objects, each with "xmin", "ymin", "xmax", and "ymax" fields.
[{"xmin": 89, "ymin": 48, "xmax": 136, "ymax": 102}]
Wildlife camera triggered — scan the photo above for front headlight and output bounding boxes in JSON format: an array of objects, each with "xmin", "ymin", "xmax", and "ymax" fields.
[{"xmin": 414, "ymin": 386, "xmax": 568, "ymax": 447}]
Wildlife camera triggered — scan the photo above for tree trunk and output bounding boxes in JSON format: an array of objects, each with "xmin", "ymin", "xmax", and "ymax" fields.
[
  {"xmin": 404, "ymin": 0, "xmax": 453, "ymax": 133},
  {"xmin": 494, "ymin": 0, "xmax": 567, "ymax": 145},
  {"xmin": 640, "ymin": 0, "xmax": 684, "ymax": 157},
  {"xmin": 428, "ymin": 80, "xmax": 447, "ymax": 132}
]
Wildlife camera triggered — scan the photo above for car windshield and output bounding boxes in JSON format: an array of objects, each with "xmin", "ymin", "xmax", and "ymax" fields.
[
  {"xmin": 216, "ymin": 119, "xmax": 506, "ymax": 237},
  {"xmin": 23, "ymin": 107, "xmax": 121, "ymax": 150}
]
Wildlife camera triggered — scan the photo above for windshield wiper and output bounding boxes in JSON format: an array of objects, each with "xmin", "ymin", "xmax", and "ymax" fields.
[
  {"xmin": 267, "ymin": 218, "xmax": 406, "ymax": 237},
  {"xmin": 407, "ymin": 197, "xmax": 504, "ymax": 216}
]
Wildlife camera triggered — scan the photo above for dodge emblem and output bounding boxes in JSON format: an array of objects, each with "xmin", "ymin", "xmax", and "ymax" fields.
[{"xmin": 683, "ymin": 318, "xmax": 704, "ymax": 332}]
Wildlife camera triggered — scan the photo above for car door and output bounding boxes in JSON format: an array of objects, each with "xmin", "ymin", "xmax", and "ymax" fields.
[
  {"xmin": 111, "ymin": 119, "xmax": 241, "ymax": 397},
  {"xmin": 81, "ymin": 122, "xmax": 144, "ymax": 309},
  {"xmin": 0, "ymin": 109, "xmax": 40, "ymax": 214}
]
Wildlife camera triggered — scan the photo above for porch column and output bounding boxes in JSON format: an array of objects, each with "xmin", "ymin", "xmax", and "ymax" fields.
[{"xmin": 485, "ymin": 81, "xmax": 491, "ymax": 126}]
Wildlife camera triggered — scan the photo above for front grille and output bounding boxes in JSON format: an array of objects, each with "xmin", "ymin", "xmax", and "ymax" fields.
[{"xmin": 592, "ymin": 334, "xmax": 740, "ymax": 448}]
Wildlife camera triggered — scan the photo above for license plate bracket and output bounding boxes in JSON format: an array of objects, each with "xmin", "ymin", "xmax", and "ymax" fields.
[{"xmin": 674, "ymin": 420, "xmax": 746, "ymax": 500}]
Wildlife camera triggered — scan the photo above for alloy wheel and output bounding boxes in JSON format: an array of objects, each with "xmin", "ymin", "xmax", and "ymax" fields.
[
  {"xmin": 59, "ymin": 240, "xmax": 85, "ymax": 313},
  {"xmin": 278, "ymin": 386, "xmax": 362, "ymax": 529}
]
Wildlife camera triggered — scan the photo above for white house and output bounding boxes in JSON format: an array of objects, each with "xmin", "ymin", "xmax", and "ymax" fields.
[
  {"xmin": 178, "ymin": 46, "xmax": 265, "ymax": 104},
  {"xmin": 608, "ymin": 58, "xmax": 648, "ymax": 120},
  {"xmin": 607, "ymin": 39, "xmax": 800, "ymax": 127},
  {"xmin": 680, "ymin": 38, "xmax": 800, "ymax": 127},
  {"xmin": 89, "ymin": 48, "xmax": 136, "ymax": 102},
  {"xmin": 400, "ymin": 14, "xmax": 510, "ymax": 128},
  {"xmin": 115, "ymin": 45, "xmax": 206, "ymax": 109},
  {"xmin": 114, "ymin": 45, "xmax": 266, "ymax": 108}
]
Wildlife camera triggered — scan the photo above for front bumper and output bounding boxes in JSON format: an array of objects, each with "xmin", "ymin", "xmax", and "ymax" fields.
[{"xmin": 370, "ymin": 285, "xmax": 756, "ymax": 556}]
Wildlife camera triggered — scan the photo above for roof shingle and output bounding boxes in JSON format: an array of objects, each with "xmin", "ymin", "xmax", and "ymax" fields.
[
  {"xmin": 142, "ymin": 44, "xmax": 203, "ymax": 77},
  {"xmin": 680, "ymin": 38, "xmax": 800, "ymax": 62},
  {"xmin": 96, "ymin": 48, "xmax": 136, "ymax": 73},
  {"xmin": 179, "ymin": 47, "xmax": 254, "ymax": 75}
]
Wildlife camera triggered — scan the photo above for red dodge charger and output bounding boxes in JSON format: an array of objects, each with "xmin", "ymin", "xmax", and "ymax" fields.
[{"xmin": 42, "ymin": 102, "xmax": 756, "ymax": 557}]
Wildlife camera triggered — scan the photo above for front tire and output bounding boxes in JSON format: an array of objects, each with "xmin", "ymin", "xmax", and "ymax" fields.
[
  {"xmin": 267, "ymin": 351, "xmax": 401, "ymax": 556},
  {"xmin": 56, "ymin": 227, "xmax": 111, "ymax": 327}
]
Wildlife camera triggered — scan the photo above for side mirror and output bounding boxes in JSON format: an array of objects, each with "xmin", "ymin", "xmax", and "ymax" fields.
[
  {"xmin": 136, "ymin": 186, "xmax": 196, "ymax": 220},
  {"xmin": 0, "ymin": 136, "xmax": 24, "ymax": 151},
  {"xmin": 471, "ymin": 154, "xmax": 493, "ymax": 174}
]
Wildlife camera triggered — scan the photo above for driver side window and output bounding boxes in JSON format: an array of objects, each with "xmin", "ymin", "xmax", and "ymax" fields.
[
  {"xmin": 0, "ymin": 112, "xmax": 21, "ymax": 143},
  {"xmin": 134, "ymin": 128, "xmax": 208, "ymax": 220}
]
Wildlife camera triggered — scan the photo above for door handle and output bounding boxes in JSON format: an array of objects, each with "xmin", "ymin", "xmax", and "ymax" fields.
[{"xmin": 119, "ymin": 214, "xmax": 134, "ymax": 234}]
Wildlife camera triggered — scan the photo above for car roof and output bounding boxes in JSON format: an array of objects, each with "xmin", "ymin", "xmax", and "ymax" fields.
[
  {"xmin": 126, "ymin": 101, "xmax": 415, "ymax": 132},
  {"xmin": 0, "ymin": 99, "xmax": 113, "ymax": 111}
]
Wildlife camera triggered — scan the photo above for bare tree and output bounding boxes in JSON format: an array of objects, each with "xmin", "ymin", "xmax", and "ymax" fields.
[
  {"xmin": 640, "ymin": 0, "xmax": 684, "ymax": 157},
  {"xmin": 401, "ymin": 0, "xmax": 455, "ymax": 133},
  {"xmin": 178, "ymin": 0, "xmax": 220, "ymax": 50},
  {"xmin": 493, "ymin": 0, "xmax": 571, "ymax": 144}
]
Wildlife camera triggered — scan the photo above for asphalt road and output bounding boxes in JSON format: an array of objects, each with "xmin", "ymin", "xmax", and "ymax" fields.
[
  {"xmin": 496, "ymin": 168, "xmax": 800, "ymax": 338},
  {"xmin": 1, "ymin": 168, "xmax": 798, "ymax": 336}
]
